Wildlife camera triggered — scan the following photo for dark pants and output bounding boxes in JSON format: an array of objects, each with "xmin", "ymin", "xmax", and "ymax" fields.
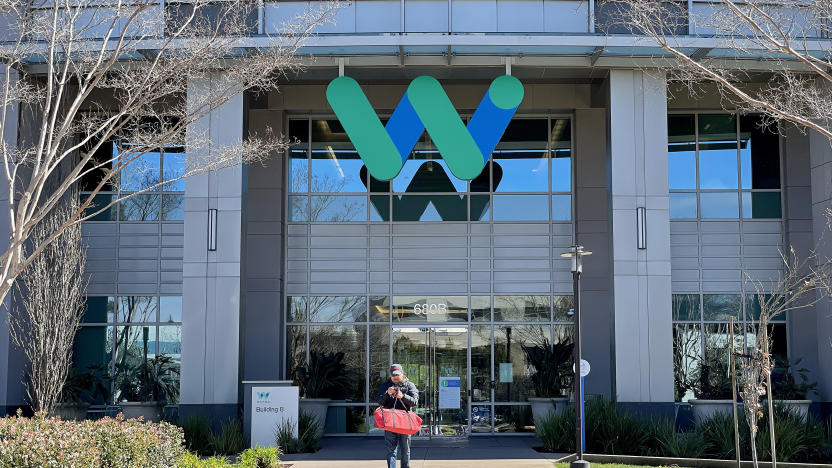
[{"xmin": 384, "ymin": 430, "xmax": 411, "ymax": 468}]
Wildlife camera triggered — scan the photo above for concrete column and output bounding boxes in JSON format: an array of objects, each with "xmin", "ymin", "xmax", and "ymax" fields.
[
  {"xmin": 607, "ymin": 70, "xmax": 674, "ymax": 403},
  {"xmin": 0, "ymin": 65, "xmax": 16, "ymax": 410},
  {"xmin": 180, "ymin": 74, "xmax": 244, "ymax": 412},
  {"xmin": 808, "ymin": 128, "xmax": 832, "ymax": 401}
]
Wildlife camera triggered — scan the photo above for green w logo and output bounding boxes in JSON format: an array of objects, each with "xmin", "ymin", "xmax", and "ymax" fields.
[{"xmin": 326, "ymin": 75, "xmax": 524, "ymax": 181}]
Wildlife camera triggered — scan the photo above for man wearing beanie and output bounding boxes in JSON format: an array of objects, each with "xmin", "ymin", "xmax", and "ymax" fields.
[{"xmin": 376, "ymin": 364, "xmax": 419, "ymax": 468}]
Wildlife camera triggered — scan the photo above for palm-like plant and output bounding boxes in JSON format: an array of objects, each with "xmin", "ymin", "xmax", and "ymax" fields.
[
  {"xmin": 294, "ymin": 351, "xmax": 349, "ymax": 399},
  {"xmin": 522, "ymin": 339, "xmax": 574, "ymax": 398}
]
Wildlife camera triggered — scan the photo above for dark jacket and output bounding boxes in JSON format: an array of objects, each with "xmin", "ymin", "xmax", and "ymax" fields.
[{"xmin": 376, "ymin": 377, "xmax": 419, "ymax": 411}]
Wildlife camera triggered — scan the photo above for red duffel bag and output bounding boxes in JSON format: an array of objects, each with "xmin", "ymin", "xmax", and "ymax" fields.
[{"xmin": 373, "ymin": 399, "xmax": 422, "ymax": 435}]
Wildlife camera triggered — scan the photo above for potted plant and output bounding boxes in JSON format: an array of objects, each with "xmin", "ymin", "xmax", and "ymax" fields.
[
  {"xmin": 115, "ymin": 354, "xmax": 180, "ymax": 422},
  {"xmin": 52, "ymin": 365, "xmax": 112, "ymax": 420},
  {"xmin": 770, "ymin": 357, "xmax": 816, "ymax": 421},
  {"xmin": 688, "ymin": 355, "xmax": 737, "ymax": 424},
  {"xmin": 522, "ymin": 339, "xmax": 574, "ymax": 427},
  {"xmin": 294, "ymin": 351, "xmax": 349, "ymax": 434}
]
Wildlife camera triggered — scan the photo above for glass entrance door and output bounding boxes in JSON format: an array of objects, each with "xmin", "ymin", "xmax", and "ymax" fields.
[{"xmin": 392, "ymin": 327, "xmax": 468, "ymax": 439}]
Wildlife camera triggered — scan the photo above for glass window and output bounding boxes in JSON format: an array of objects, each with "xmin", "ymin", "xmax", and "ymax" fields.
[
  {"xmin": 394, "ymin": 138, "xmax": 466, "ymax": 193},
  {"xmin": 113, "ymin": 325, "xmax": 156, "ymax": 403},
  {"xmin": 119, "ymin": 194, "xmax": 160, "ymax": 221},
  {"xmin": 470, "ymin": 195, "xmax": 490, "ymax": 222},
  {"xmin": 370, "ymin": 296, "xmax": 390, "ymax": 322},
  {"xmin": 551, "ymin": 195, "xmax": 571, "ymax": 221},
  {"xmin": 492, "ymin": 195, "xmax": 548, "ymax": 221},
  {"xmin": 118, "ymin": 150, "xmax": 161, "ymax": 192},
  {"xmin": 700, "ymin": 192, "xmax": 739, "ymax": 219},
  {"xmin": 287, "ymin": 296, "xmax": 306, "ymax": 322},
  {"xmin": 668, "ymin": 114, "xmax": 696, "ymax": 190},
  {"xmin": 672, "ymin": 294, "xmax": 700, "ymax": 321},
  {"xmin": 494, "ymin": 405, "xmax": 534, "ymax": 433},
  {"xmin": 553, "ymin": 296, "xmax": 573, "ymax": 322},
  {"xmin": 673, "ymin": 322, "xmax": 702, "ymax": 402},
  {"xmin": 161, "ymin": 194, "xmax": 184, "ymax": 221},
  {"xmin": 80, "ymin": 141, "xmax": 115, "ymax": 192},
  {"xmin": 471, "ymin": 296, "xmax": 491, "ymax": 321},
  {"xmin": 83, "ymin": 194, "xmax": 116, "ymax": 221},
  {"xmin": 494, "ymin": 296, "xmax": 550, "ymax": 322},
  {"xmin": 745, "ymin": 294, "xmax": 786, "ymax": 322},
  {"xmin": 392, "ymin": 296, "xmax": 468, "ymax": 322},
  {"xmin": 369, "ymin": 325, "xmax": 390, "ymax": 396},
  {"xmin": 84, "ymin": 296, "xmax": 115, "ymax": 323},
  {"xmin": 494, "ymin": 325, "xmax": 549, "ymax": 401},
  {"xmin": 740, "ymin": 115, "xmax": 780, "ymax": 190},
  {"xmin": 698, "ymin": 114, "xmax": 738, "ymax": 190},
  {"xmin": 308, "ymin": 296, "xmax": 367, "ymax": 322},
  {"xmin": 392, "ymin": 195, "xmax": 468, "ymax": 222},
  {"xmin": 742, "ymin": 192, "xmax": 781, "ymax": 219},
  {"xmin": 289, "ymin": 196, "xmax": 308, "ymax": 222},
  {"xmin": 309, "ymin": 325, "xmax": 366, "ymax": 402},
  {"xmin": 670, "ymin": 193, "xmax": 697, "ymax": 219},
  {"xmin": 471, "ymin": 325, "xmax": 491, "ymax": 403},
  {"xmin": 160, "ymin": 296, "xmax": 182, "ymax": 323},
  {"xmin": 325, "ymin": 406, "xmax": 367, "ymax": 434},
  {"xmin": 310, "ymin": 195, "xmax": 367, "ymax": 222},
  {"xmin": 703, "ymin": 294, "xmax": 740, "ymax": 321},
  {"xmin": 72, "ymin": 326, "xmax": 114, "ymax": 404},
  {"xmin": 310, "ymin": 120, "xmax": 366, "ymax": 193},
  {"xmin": 162, "ymin": 151, "xmax": 186, "ymax": 191},
  {"xmin": 286, "ymin": 325, "xmax": 306, "ymax": 382},
  {"xmin": 493, "ymin": 119, "xmax": 548, "ymax": 192},
  {"xmin": 289, "ymin": 119, "xmax": 309, "ymax": 193},
  {"xmin": 370, "ymin": 195, "xmax": 390, "ymax": 222},
  {"xmin": 551, "ymin": 118, "xmax": 571, "ymax": 192},
  {"xmin": 118, "ymin": 296, "xmax": 157, "ymax": 323}
]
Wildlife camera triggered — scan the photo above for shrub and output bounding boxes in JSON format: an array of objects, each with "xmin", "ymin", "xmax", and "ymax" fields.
[
  {"xmin": 536, "ymin": 410, "xmax": 574, "ymax": 452},
  {"xmin": 177, "ymin": 452, "xmax": 236, "ymax": 468},
  {"xmin": 0, "ymin": 411, "xmax": 185, "ymax": 468},
  {"xmin": 584, "ymin": 397, "xmax": 651, "ymax": 455},
  {"xmin": 211, "ymin": 418, "xmax": 245, "ymax": 456},
  {"xmin": 276, "ymin": 410, "xmax": 322, "ymax": 454},
  {"xmin": 238, "ymin": 447, "xmax": 282, "ymax": 468},
  {"xmin": 181, "ymin": 415, "xmax": 215, "ymax": 455}
]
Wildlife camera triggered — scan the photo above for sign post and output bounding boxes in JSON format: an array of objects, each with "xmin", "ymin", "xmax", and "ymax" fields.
[
  {"xmin": 573, "ymin": 359, "xmax": 591, "ymax": 453},
  {"xmin": 249, "ymin": 385, "xmax": 298, "ymax": 448}
]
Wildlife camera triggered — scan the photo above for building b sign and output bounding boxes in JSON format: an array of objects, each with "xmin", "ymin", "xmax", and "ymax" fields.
[{"xmin": 250, "ymin": 386, "xmax": 298, "ymax": 447}]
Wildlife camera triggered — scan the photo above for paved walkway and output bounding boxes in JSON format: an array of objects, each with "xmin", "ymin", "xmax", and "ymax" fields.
[{"xmin": 280, "ymin": 436, "xmax": 565, "ymax": 468}]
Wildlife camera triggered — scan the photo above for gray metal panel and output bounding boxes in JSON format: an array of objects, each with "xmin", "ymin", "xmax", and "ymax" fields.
[
  {"xmin": 405, "ymin": 0, "xmax": 449, "ymax": 32},
  {"xmin": 497, "ymin": 0, "xmax": 544, "ymax": 32},
  {"xmin": 452, "ymin": 0, "xmax": 496, "ymax": 32},
  {"xmin": 356, "ymin": 0, "xmax": 401, "ymax": 32},
  {"xmin": 543, "ymin": 0, "xmax": 589, "ymax": 33}
]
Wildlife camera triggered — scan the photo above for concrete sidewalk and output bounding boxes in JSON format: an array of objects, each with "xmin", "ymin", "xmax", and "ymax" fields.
[{"xmin": 280, "ymin": 436, "xmax": 565, "ymax": 468}]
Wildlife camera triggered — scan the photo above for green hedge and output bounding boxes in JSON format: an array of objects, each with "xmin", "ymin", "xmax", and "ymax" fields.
[
  {"xmin": 537, "ymin": 397, "xmax": 832, "ymax": 463},
  {"xmin": 0, "ymin": 412, "xmax": 185, "ymax": 467}
]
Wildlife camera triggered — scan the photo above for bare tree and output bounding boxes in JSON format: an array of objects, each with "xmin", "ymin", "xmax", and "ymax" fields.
[
  {"xmin": 10, "ymin": 196, "xmax": 86, "ymax": 413},
  {"xmin": 597, "ymin": 0, "xmax": 832, "ymax": 139},
  {"xmin": 0, "ymin": 0, "xmax": 340, "ymax": 309}
]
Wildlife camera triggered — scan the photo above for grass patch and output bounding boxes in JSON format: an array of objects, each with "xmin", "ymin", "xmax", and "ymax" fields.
[{"xmin": 555, "ymin": 464, "xmax": 672, "ymax": 468}]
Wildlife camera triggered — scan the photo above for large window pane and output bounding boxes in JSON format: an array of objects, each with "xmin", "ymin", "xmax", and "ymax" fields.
[
  {"xmin": 308, "ymin": 296, "xmax": 367, "ymax": 322},
  {"xmin": 494, "ymin": 325, "xmax": 549, "ymax": 402},
  {"xmin": 310, "ymin": 195, "xmax": 367, "ymax": 222},
  {"xmin": 494, "ymin": 296, "xmax": 550, "ymax": 322},
  {"xmin": 702, "ymin": 323, "xmax": 737, "ymax": 399},
  {"xmin": 700, "ymin": 192, "xmax": 739, "ymax": 218},
  {"xmin": 471, "ymin": 325, "xmax": 491, "ymax": 403},
  {"xmin": 113, "ymin": 325, "xmax": 156, "ymax": 402},
  {"xmin": 289, "ymin": 196, "xmax": 308, "ymax": 222},
  {"xmin": 370, "ymin": 195, "xmax": 390, "ymax": 222},
  {"xmin": 740, "ymin": 116, "xmax": 780, "ymax": 190},
  {"xmin": 162, "ymin": 150, "xmax": 186, "ymax": 191},
  {"xmin": 84, "ymin": 296, "xmax": 115, "ymax": 323},
  {"xmin": 673, "ymin": 323, "xmax": 702, "ymax": 402},
  {"xmin": 118, "ymin": 151, "xmax": 161, "ymax": 192},
  {"xmin": 392, "ymin": 195, "xmax": 467, "ymax": 222},
  {"xmin": 493, "ymin": 119, "xmax": 548, "ymax": 192},
  {"xmin": 470, "ymin": 195, "xmax": 490, "ymax": 222},
  {"xmin": 161, "ymin": 194, "xmax": 184, "ymax": 221},
  {"xmin": 703, "ymin": 294, "xmax": 740, "ymax": 321},
  {"xmin": 72, "ymin": 326, "xmax": 113, "ymax": 404},
  {"xmin": 698, "ymin": 114, "xmax": 738, "ymax": 189},
  {"xmin": 289, "ymin": 119, "xmax": 308, "ymax": 193},
  {"xmin": 287, "ymin": 296, "xmax": 306, "ymax": 322},
  {"xmin": 156, "ymin": 326, "xmax": 182, "ymax": 404},
  {"xmin": 310, "ymin": 120, "xmax": 366, "ymax": 193},
  {"xmin": 286, "ymin": 325, "xmax": 306, "ymax": 382},
  {"xmin": 672, "ymin": 294, "xmax": 700, "ymax": 321},
  {"xmin": 392, "ymin": 296, "xmax": 468, "ymax": 322},
  {"xmin": 670, "ymin": 192, "xmax": 697, "ymax": 219},
  {"xmin": 494, "ymin": 405, "xmax": 534, "ymax": 433},
  {"xmin": 551, "ymin": 195, "xmax": 571, "ymax": 221},
  {"xmin": 310, "ymin": 325, "xmax": 366, "ymax": 402},
  {"xmin": 551, "ymin": 118, "xmax": 571, "ymax": 192},
  {"xmin": 553, "ymin": 296, "xmax": 573, "ymax": 322},
  {"xmin": 370, "ymin": 296, "xmax": 390, "ymax": 322},
  {"xmin": 118, "ymin": 296, "xmax": 157, "ymax": 323},
  {"xmin": 492, "ymin": 195, "xmax": 548, "ymax": 221},
  {"xmin": 160, "ymin": 296, "xmax": 182, "ymax": 323},
  {"xmin": 325, "ymin": 406, "xmax": 367, "ymax": 434},
  {"xmin": 742, "ymin": 192, "xmax": 781, "ymax": 219},
  {"xmin": 120, "ymin": 194, "xmax": 160, "ymax": 221},
  {"xmin": 394, "ymin": 139, "xmax": 465, "ymax": 193},
  {"xmin": 471, "ymin": 296, "xmax": 491, "ymax": 321},
  {"xmin": 82, "ymin": 193, "xmax": 116, "ymax": 221},
  {"xmin": 80, "ymin": 141, "xmax": 115, "ymax": 192},
  {"xmin": 369, "ymin": 325, "xmax": 390, "ymax": 399},
  {"xmin": 668, "ymin": 114, "xmax": 696, "ymax": 190}
]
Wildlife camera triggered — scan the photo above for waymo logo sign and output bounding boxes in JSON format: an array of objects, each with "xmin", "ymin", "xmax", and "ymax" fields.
[{"xmin": 326, "ymin": 75, "xmax": 524, "ymax": 181}]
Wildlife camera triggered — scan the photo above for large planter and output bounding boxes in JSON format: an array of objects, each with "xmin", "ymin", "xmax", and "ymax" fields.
[
  {"xmin": 51, "ymin": 403, "xmax": 90, "ymax": 421},
  {"xmin": 528, "ymin": 397, "xmax": 569, "ymax": 427},
  {"xmin": 299, "ymin": 398, "xmax": 331, "ymax": 435},
  {"xmin": 689, "ymin": 399, "xmax": 738, "ymax": 424},
  {"xmin": 774, "ymin": 399, "xmax": 812, "ymax": 421},
  {"xmin": 119, "ymin": 402, "xmax": 163, "ymax": 422}
]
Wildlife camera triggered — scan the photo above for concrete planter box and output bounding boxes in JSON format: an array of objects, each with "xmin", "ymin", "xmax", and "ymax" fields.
[
  {"xmin": 688, "ymin": 399, "xmax": 737, "ymax": 424},
  {"xmin": 299, "ymin": 398, "xmax": 330, "ymax": 435},
  {"xmin": 528, "ymin": 397, "xmax": 569, "ymax": 427},
  {"xmin": 119, "ymin": 402, "xmax": 163, "ymax": 422},
  {"xmin": 51, "ymin": 403, "xmax": 90, "ymax": 421},
  {"xmin": 774, "ymin": 399, "xmax": 812, "ymax": 421}
]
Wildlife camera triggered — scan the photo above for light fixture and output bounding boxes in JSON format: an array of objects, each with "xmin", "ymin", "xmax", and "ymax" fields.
[
  {"xmin": 207, "ymin": 208, "xmax": 217, "ymax": 251},
  {"xmin": 636, "ymin": 206, "xmax": 647, "ymax": 250},
  {"xmin": 560, "ymin": 245, "xmax": 592, "ymax": 273}
]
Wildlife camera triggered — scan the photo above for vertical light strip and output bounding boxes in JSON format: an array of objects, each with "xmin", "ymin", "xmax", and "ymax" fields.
[
  {"xmin": 636, "ymin": 206, "xmax": 647, "ymax": 249},
  {"xmin": 208, "ymin": 208, "xmax": 218, "ymax": 251}
]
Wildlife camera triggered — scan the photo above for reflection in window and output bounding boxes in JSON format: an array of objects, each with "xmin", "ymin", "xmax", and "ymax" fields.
[
  {"xmin": 392, "ymin": 195, "xmax": 468, "ymax": 222},
  {"xmin": 551, "ymin": 118, "xmax": 572, "ymax": 192},
  {"xmin": 161, "ymin": 194, "xmax": 184, "ymax": 221},
  {"xmin": 311, "ymin": 120, "xmax": 366, "ymax": 193},
  {"xmin": 310, "ymin": 195, "xmax": 367, "ymax": 222},
  {"xmin": 286, "ymin": 325, "xmax": 306, "ymax": 383},
  {"xmin": 742, "ymin": 192, "xmax": 781, "ymax": 219},
  {"xmin": 700, "ymin": 192, "xmax": 738, "ymax": 219},
  {"xmin": 309, "ymin": 296, "xmax": 367, "ymax": 322},
  {"xmin": 471, "ymin": 325, "xmax": 491, "ymax": 405},
  {"xmin": 113, "ymin": 325, "xmax": 157, "ymax": 402},
  {"xmin": 83, "ymin": 194, "xmax": 116, "ymax": 221},
  {"xmin": 553, "ymin": 296, "xmax": 574, "ymax": 322},
  {"xmin": 740, "ymin": 116, "xmax": 780, "ymax": 190},
  {"xmin": 494, "ymin": 405, "xmax": 534, "ymax": 433},
  {"xmin": 394, "ymin": 139, "xmax": 466, "ymax": 193},
  {"xmin": 392, "ymin": 296, "xmax": 468, "ymax": 322},
  {"xmin": 310, "ymin": 325, "xmax": 366, "ymax": 402},
  {"xmin": 118, "ymin": 296, "xmax": 157, "ymax": 323},
  {"xmin": 670, "ymin": 193, "xmax": 697, "ymax": 219},
  {"xmin": 368, "ymin": 325, "xmax": 390, "ymax": 395},
  {"xmin": 672, "ymin": 294, "xmax": 700, "ymax": 321},
  {"xmin": 84, "ymin": 296, "xmax": 115, "ymax": 323},
  {"xmin": 160, "ymin": 296, "xmax": 182, "ymax": 323},
  {"xmin": 162, "ymin": 151, "xmax": 186, "ymax": 191},
  {"xmin": 119, "ymin": 194, "xmax": 160, "ymax": 221},
  {"xmin": 494, "ymin": 325, "xmax": 548, "ymax": 402},
  {"xmin": 492, "ymin": 195, "xmax": 548, "ymax": 221},
  {"xmin": 551, "ymin": 195, "xmax": 571, "ymax": 221},
  {"xmin": 494, "ymin": 296, "xmax": 550, "ymax": 322},
  {"xmin": 668, "ymin": 114, "xmax": 696, "ymax": 190},
  {"xmin": 325, "ymin": 406, "xmax": 366, "ymax": 434},
  {"xmin": 370, "ymin": 296, "xmax": 390, "ymax": 322},
  {"xmin": 471, "ymin": 296, "xmax": 491, "ymax": 321},
  {"xmin": 289, "ymin": 196, "xmax": 308, "ymax": 222},
  {"xmin": 118, "ymin": 151, "xmax": 161, "ymax": 192},
  {"xmin": 703, "ymin": 294, "xmax": 741, "ymax": 321},
  {"xmin": 673, "ymin": 323, "xmax": 702, "ymax": 402},
  {"xmin": 287, "ymin": 296, "xmax": 307, "ymax": 322},
  {"xmin": 493, "ymin": 119, "xmax": 548, "ymax": 192},
  {"xmin": 698, "ymin": 114, "xmax": 738, "ymax": 190}
]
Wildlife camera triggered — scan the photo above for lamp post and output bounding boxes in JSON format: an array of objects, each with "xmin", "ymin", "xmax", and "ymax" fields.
[{"xmin": 561, "ymin": 245, "xmax": 591, "ymax": 468}]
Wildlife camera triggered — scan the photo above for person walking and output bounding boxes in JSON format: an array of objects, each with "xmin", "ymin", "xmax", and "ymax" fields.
[{"xmin": 376, "ymin": 364, "xmax": 419, "ymax": 468}]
